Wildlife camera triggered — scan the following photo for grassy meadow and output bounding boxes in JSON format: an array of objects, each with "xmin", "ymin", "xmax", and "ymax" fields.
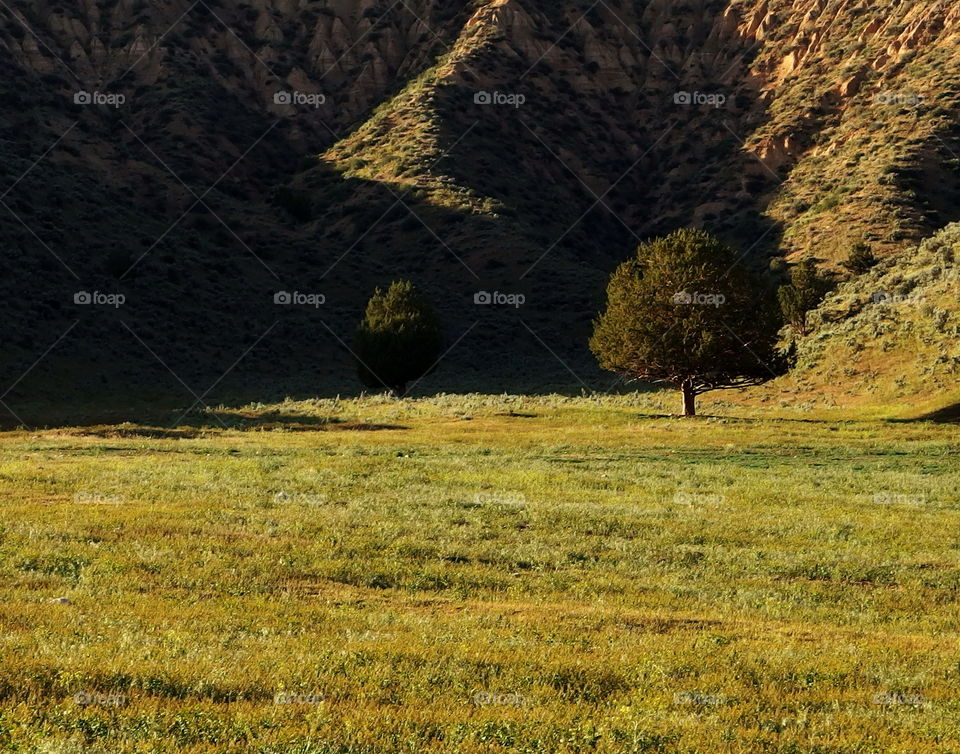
[{"xmin": 1, "ymin": 393, "xmax": 959, "ymax": 753}]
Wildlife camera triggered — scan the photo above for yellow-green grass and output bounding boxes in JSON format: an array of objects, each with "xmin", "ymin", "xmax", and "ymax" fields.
[{"xmin": 1, "ymin": 395, "xmax": 959, "ymax": 753}]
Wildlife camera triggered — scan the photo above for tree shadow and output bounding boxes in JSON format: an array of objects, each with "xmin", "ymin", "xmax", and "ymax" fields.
[
  {"xmin": 888, "ymin": 404, "xmax": 960, "ymax": 424},
  {"xmin": 0, "ymin": 408, "xmax": 407, "ymax": 433}
]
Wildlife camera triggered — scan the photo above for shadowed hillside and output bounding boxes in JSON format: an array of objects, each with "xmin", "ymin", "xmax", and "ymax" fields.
[{"xmin": 1, "ymin": 0, "xmax": 959, "ymax": 417}]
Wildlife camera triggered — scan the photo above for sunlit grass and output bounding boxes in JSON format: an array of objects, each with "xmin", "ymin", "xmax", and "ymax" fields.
[{"xmin": 0, "ymin": 395, "xmax": 958, "ymax": 752}]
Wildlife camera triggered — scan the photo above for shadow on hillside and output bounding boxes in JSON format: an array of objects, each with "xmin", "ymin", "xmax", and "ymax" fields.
[
  {"xmin": 891, "ymin": 404, "xmax": 960, "ymax": 423},
  {"xmin": 3, "ymin": 3, "xmax": 790, "ymax": 419}
]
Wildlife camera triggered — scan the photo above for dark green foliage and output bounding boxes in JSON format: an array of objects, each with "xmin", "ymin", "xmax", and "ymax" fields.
[
  {"xmin": 590, "ymin": 229, "xmax": 783, "ymax": 415},
  {"xmin": 354, "ymin": 281, "xmax": 443, "ymax": 396},
  {"xmin": 778, "ymin": 258, "xmax": 830, "ymax": 336},
  {"xmin": 841, "ymin": 242, "xmax": 879, "ymax": 275}
]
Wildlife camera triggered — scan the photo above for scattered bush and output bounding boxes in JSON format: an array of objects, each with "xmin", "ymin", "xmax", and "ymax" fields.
[
  {"xmin": 841, "ymin": 242, "xmax": 879, "ymax": 275},
  {"xmin": 778, "ymin": 258, "xmax": 831, "ymax": 336},
  {"xmin": 354, "ymin": 281, "xmax": 443, "ymax": 397}
]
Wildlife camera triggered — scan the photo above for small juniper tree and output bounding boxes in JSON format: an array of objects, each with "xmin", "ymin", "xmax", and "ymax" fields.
[
  {"xmin": 841, "ymin": 242, "xmax": 878, "ymax": 275},
  {"xmin": 354, "ymin": 281, "xmax": 442, "ymax": 397},
  {"xmin": 590, "ymin": 229, "xmax": 783, "ymax": 416},
  {"xmin": 777, "ymin": 258, "xmax": 829, "ymax": 337}
]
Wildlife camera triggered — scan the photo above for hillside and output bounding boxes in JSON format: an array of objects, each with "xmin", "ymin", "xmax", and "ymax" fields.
[
  {"xmin": 778, "ymin": 222, "xmax": 960, "ymax": 416},
  {"xmin": 1, "ymin": 0, "xmax": 959, "ymax": 416}
]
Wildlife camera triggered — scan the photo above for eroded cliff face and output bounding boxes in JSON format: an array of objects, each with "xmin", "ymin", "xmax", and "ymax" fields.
[
  {"xmin": 5, "ymin": 0, "xmax": 451, "ymax": 89},
  {"xmin": 2, "ymin": 1, "xmax": 474, "ymax": 154},
  {"xmin": 3, "ymin": 0, "xmax": 958, "ymax": 255},
  {"xmin": 0, "ymin": 0, "xmax": 958, "ymax": 399},
  {"xmin": 514, "ymin": 0, "xmax": 959, "ymax": 258},
  {"xmin": 311, "ymin": 0, "xmax": 960, "ymax": 269}
]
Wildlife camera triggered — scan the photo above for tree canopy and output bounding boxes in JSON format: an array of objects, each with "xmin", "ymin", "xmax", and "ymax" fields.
[
  {"xmin": 590, "ymin": 229, "xmax": 783, "ymax": 415},
  {"xmin": 354, "ymin": 281, "xmax": 443, "ymax": 397}
]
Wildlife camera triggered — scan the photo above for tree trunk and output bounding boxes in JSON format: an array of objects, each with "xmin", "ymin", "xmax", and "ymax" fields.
[{"xmin": 681, "ymin": 382, "xmax": 696, "ymax": 417}]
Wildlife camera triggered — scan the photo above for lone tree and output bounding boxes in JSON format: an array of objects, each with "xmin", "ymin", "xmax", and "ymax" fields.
[
  {"xmin": 354, "ymin": 280, "xmax": 443, "ymax": 397},
  {"xmin": 777, "ymin": 258, "xmax": 829, "ymax": 337},
  {"xmin": 590, "ymin": 229, "xmax": 783, "ymax": 416}
]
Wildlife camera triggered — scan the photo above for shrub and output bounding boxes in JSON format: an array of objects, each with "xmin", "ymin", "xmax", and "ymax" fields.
[
  {"xmin": 353, "ymin": 281, "xmax": 443, "ymax": 397},
  {"xmin": 778, "ymin": 258, "xmax": 830, "ymax": 336},
  {"xmin": 841, "ymin": 242, "xmax": 879, "ymax": 274}
]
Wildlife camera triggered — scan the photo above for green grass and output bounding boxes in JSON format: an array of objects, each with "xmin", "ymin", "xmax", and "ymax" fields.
[{"xmin": 1, "ymin": 394, "xmax": 959, "ymax": 752}]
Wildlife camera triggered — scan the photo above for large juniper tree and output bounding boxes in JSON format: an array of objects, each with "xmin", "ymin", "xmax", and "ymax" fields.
[
  {"xmin": 354, "ymin": 281, "xmax": 443, "ymax": 397},
  {"xmin": 590, "ymin": 229, "xmax": 783, "ymax": 416}
]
